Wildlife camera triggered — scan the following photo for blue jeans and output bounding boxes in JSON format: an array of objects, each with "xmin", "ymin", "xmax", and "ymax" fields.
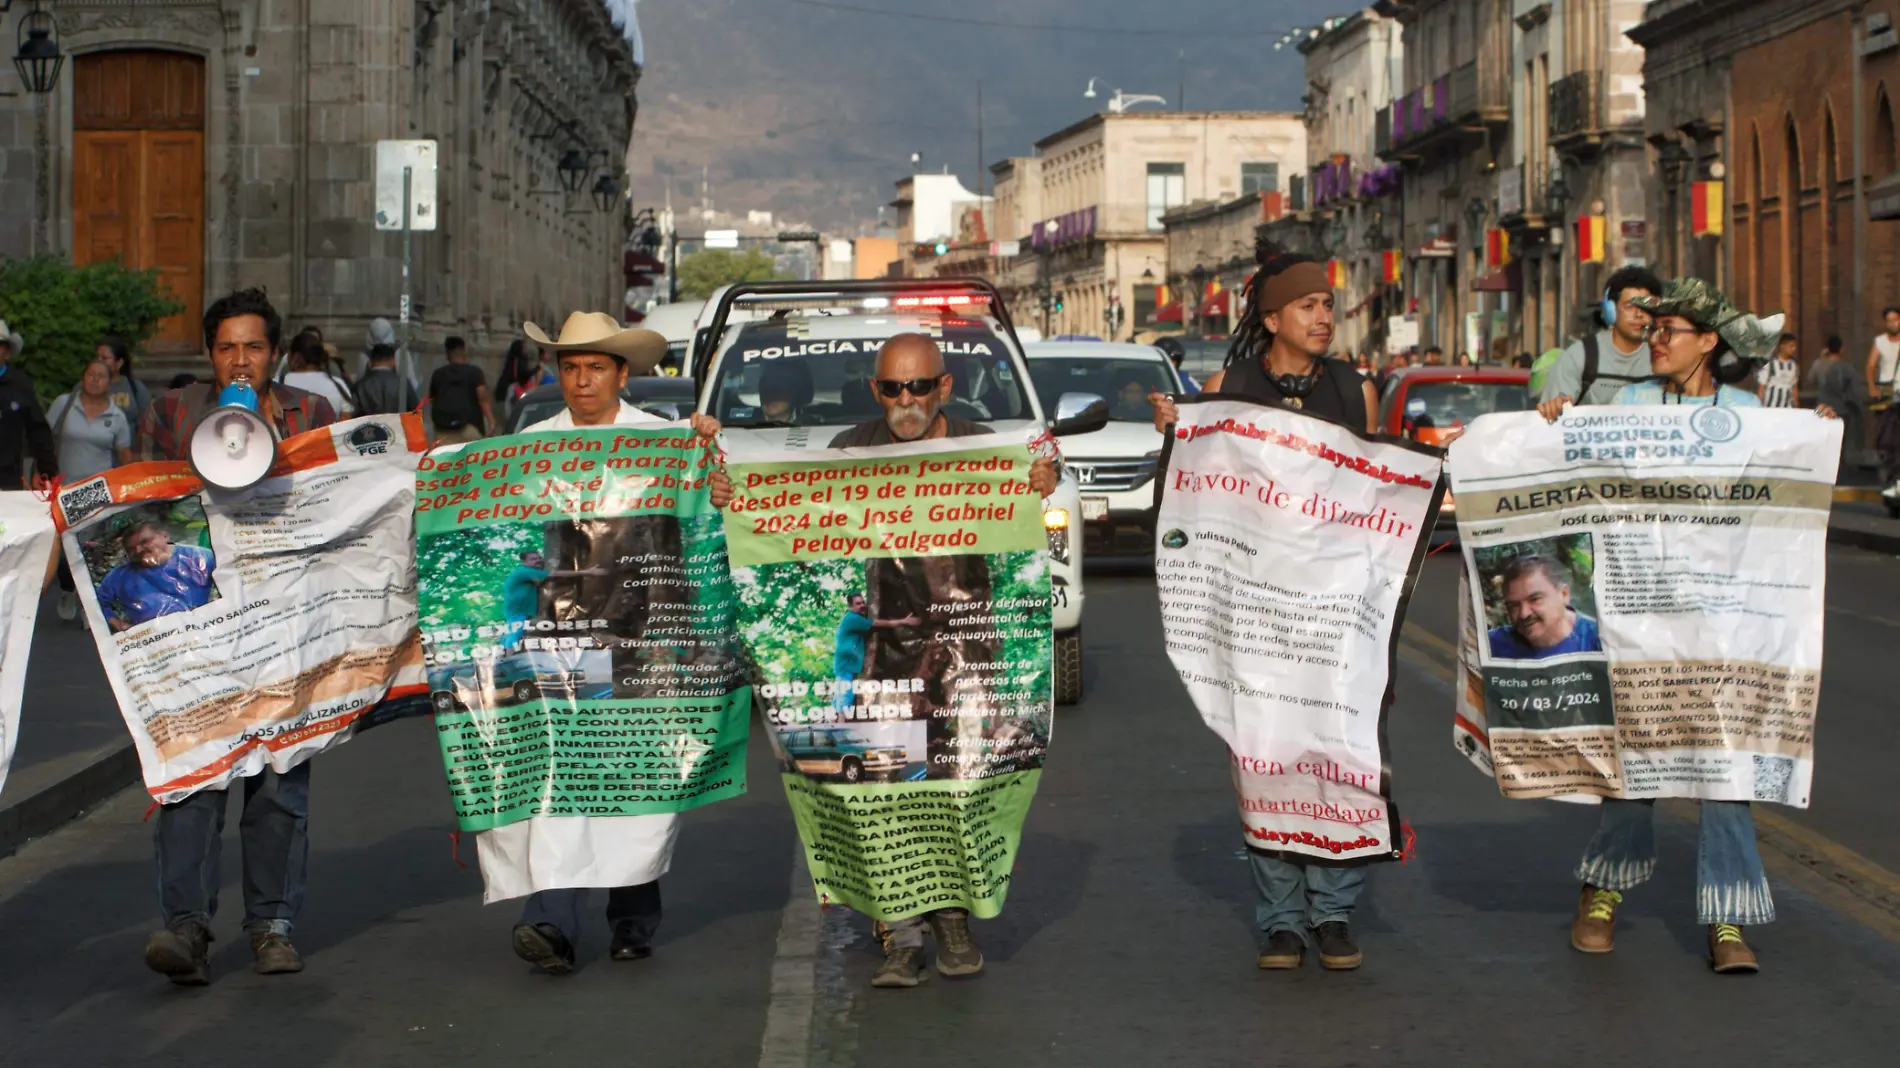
[
  {"xmin": 1576, "ymin": 798, "xmax": 1774, "ymax": 925},
  {"xmin": 1251, "ymin": 852, "xmax": 1366, "ymax": 943},
  {"xmin": 520, "ymin": 881, "xmax": 662, "ymax": 944},
  {"xmin": 154, "ymin": 762, "xmax": 311, "ymax": 937}
]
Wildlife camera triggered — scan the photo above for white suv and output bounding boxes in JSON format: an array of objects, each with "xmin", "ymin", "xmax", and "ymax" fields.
[
  {"xmin": 693, "ymin": 280, "xmax": 1107, "ymax": 704},
  {"xmin": 1023, "ymin": 341, "xmax": 1183, "ymax": 557}
]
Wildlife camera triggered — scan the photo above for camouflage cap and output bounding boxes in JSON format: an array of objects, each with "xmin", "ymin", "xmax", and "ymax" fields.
[{"xmin": 1631, "ymin": 277, "xmax": 1785, "ymax": 362}]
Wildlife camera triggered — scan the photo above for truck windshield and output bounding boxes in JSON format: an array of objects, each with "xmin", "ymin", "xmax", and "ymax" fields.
[{"xmin": 707, "ymin": 314, "xmax": 1035, "ymax": 429}]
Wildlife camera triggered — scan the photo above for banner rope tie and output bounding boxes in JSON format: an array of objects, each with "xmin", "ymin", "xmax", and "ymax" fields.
[
  {"xmin": 448, "ymin": 831, "xmax": 468, "ymax": 869},
  {"xmin": 1399, "ymin": 820, "xmax": 1418, "ymax": 864}
]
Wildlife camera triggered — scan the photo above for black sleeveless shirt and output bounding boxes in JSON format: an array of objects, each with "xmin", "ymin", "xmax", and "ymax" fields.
[{"xmin": 1220, "ymin": 354, "xmax": 1370, "ymax": 431}]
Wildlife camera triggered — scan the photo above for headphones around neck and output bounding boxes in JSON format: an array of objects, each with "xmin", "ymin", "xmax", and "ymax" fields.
[
  {"xmin": 1601, "ymin": 284, "xmax": 1619, "ymax": 330},
  {"xmin": 1267, "ymin": 355, "xmax": 1325, "ymax": 398}
]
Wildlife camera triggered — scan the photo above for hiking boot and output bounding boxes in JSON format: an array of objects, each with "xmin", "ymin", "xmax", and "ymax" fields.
[
  {"xmin": 144, "ymin": 921, "xmax": 211, "ymax": 986},
  {"xmin": 928, "ymin": 911, "xmax": 984, "ymax": 977},
  {"xmin": 1255, "ymin": 930, "xmax": 1305, "ymax": 970},
  {"xmin": 1708, "ymin": 924, "xmax": 1760, "ymax": 974},
  {"xmin": 610, "ymin": 921, "xmax": 653, "ymax": 961},
  {"xmin": 871, "ymin": 945, "xmax": 929, "ymax": 989},
  {"xmin": 250, "ymin": 932, "xmax": 305, "ymax": 975},
  {"xmin": 511, "ymin": 923, "xmax": 576, "ymax": 975},
  {"xmin": 1314, "ymin": 922, "xmax": 1363, "ymax": 970},
  {"xmin": 1570, "ymin": 885, "xmax": 1622, "ymax": 953}
]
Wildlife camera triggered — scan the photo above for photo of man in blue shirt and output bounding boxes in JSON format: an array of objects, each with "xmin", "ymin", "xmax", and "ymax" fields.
[
  {"xmin": 95, "ymin": 520, "xmax": 216, "ymax": 632},
  {"xmin": 1486, "ymin": 554, "xmax": 1602, "ymax": 661},
  {"xmin": 833, "ymin": 592, "xmax": 916, "ymax": 710}
]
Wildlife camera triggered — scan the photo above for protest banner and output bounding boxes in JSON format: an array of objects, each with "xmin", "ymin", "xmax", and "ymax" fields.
[
  {"xmin": 725, "ymin": 431, "xmax": 1051, "ymax": 921},
  {"xmin": 1155, "ymin": 396, "xmax": 1443, "ymax": 864},
  {"xmin": 415, "ymin": 424, "xmax": 747, "ymax": 898},
  {"xmin": 0, "ymin": 493, "xmax": 57, "ymax": 801},
  {"xmin": 51, "ymin": 414, "xmax": 430, "ymax": 803},
  {"xmin": 1446, "ymin": 408, "xmax": 1839, "ymax": 806}
]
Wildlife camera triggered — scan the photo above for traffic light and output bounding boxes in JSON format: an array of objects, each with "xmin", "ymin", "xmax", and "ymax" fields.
[
  {"xmin": 1054, "ymin": 295, "xmax": 1065, "ymax": 312},
  {"xmin": 933, "ymin": 241, "xmax": 949, "ymax": 255}
]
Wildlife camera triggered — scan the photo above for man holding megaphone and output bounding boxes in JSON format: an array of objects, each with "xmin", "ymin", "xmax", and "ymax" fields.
[{"xmin": 134, "ymin": 288, "xmax": 339, "ymax": 985}]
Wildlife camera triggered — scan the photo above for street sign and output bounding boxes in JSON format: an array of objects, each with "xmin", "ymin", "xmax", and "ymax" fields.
[
  {"xmin": 1386, "ymin": 314, "xmax": 1418, "ymax": 355},
  {"xmin": 704, "ymin": 230, "xmax": 740, "ymax": 249},
  {"xmin": 374, "ymin": 140, "xmax": 437, "ymax": 231}
]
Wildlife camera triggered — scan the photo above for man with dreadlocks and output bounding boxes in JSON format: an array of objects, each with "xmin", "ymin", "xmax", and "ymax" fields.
[
  {"xmin": 1151, "ymin": 240, "xmax": 1378, "ymax": 435},
  {"xmin": 1149, "ymin": 242, "xmax": 1381, "ymax": 972}
]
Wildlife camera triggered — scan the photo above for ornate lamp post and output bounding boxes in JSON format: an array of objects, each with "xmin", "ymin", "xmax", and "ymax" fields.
[{"xmin": 10, "ymin": 1, "xmax": 62, "ymax": 95}]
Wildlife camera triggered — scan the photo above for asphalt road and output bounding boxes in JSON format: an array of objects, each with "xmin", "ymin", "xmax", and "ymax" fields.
[{"xmin": 2, "ymin": 552, "xmax": 1899, "ymax": 1067}]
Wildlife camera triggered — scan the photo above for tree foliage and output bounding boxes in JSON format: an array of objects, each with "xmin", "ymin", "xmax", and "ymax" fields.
[
  {"xmin": 676, "ymin": 248, "xmax": 786, "ymax": 300},
  {"xmin": 0, "ymin": 255, "xmax": 186, "ymax": 403},
  {"xmin": 417, "ymin": 525, "xmax": 545, "ymax": 631}
]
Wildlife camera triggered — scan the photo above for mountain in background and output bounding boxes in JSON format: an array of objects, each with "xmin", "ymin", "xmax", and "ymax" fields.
[{"xmin": 631, "ymin": 0, "xmax": 1312, "ymax": 232}]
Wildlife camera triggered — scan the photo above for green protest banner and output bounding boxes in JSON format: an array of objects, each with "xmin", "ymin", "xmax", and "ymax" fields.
[
  {"xmin": 416, "ymin": 426, "xmax": 748, "ymax": 834},
  {"xmin": 728, "ymin": 433, "xmax": 1053, "ymax": 920}
]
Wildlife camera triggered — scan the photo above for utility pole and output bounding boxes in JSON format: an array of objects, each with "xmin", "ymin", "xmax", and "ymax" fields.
[{"xmin": 1178, "ymin": 49, "xmax": 1186, "ymax": 112}]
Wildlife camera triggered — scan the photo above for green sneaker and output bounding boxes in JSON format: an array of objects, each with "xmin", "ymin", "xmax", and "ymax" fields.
[
  {"xmin": 928, "ymin": 912, "xmax": 985, "ymax": 977},
  {"xmin": 871, "ymin": 945, "xmax": 929, "ymax": 988}
]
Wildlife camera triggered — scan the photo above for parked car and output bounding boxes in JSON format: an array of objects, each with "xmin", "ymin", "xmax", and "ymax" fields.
[
  {"xmin": 506, "ymin": 376, "xmax": 699, "ymax": 433},
  {"xmin": 694, "ymin": 278, "xmax": 1107, "ymax": 705},
  {"xmin": 781, "ymin": 725, "xmax": 909, "ymax": 783},
  {"xmin": 638, "ymin": 300, "xmax": 706, "ymax": 374},
  {"xmin": 1024, "ymin": 340, "xmax": 1182, "ymax": 556},
  {"xmin": 1377, "ymin": 365, "xmax": 1533, "ymax": 519},
  {"xmin": 428, "ymin": 649, "xmax": 606, "ymax": 712}
]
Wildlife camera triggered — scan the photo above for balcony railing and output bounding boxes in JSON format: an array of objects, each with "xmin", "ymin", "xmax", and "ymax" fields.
[
  {"xmin": 1378, "ymin": 59, "xmax": 1508, "ymax": 158},
  {"xmin": 1549, "ymin": 70, "xmax": 1603, "ymax": 142},
  {"xmin": 1311, "ymin": 158, "xmax": 1355, "ymax": 205}
]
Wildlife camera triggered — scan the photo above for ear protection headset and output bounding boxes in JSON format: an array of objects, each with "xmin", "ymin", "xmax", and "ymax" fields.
[{"xmin": 1601, "ymin": 284, "xmax": 1619, "ymax": 329}]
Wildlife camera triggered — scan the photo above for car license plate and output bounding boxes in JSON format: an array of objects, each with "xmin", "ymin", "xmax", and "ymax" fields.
[{"xmin": 1081, "ymin": 497, "xmax": 1109, "ymax": 521}]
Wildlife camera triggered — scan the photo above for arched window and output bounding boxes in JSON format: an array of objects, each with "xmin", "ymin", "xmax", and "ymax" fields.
[
  {"xmin": 1784, "ymin": 115, "xmax": 1803, "ymax": 334},
  {"xmin": 1823, "ymin": 106, "xmax": 1840, "ymax": 340},
  {"xmin": 1877, "ymin": 87, "xmax": 1897, "ymax": 176},
  {"xmin": 1750, "ymin": 125, "xmax": 1765, "ymax": 313}
]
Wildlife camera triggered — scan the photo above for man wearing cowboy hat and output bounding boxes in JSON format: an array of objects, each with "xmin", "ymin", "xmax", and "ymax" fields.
[
  {"xmin": 0, "ymin": 319, "xmax": 57, "ymax": 491},
  {"xmin": 491, "ymin": 311, "xmax": 725, "ymax": 975}
]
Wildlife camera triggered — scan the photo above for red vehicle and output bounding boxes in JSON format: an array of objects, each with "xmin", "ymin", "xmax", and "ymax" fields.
[{"xmin": 1376, "ymin": 365, "xmax": 1533, "ymax": 518}]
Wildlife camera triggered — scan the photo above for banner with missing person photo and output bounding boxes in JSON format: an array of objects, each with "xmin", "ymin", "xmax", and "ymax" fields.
[
  {"xmin": 724, "ymin": 431, "xmax": 1052, "ymax": 921},
  {"xmin": 1447, "ymin": 407, "xmax": 1840, "ymax": 807},
  {"xmin": 0, "ymin": 492, "xmax": 57, "ymax": 802},
  {"xmin": 413, "ymin": 424, "xmax": 749, "ymax": 861},
  {"xmin": 1154, "ymin": 396, "xmax": 1444, "ymax": 865},
  {"xmin": 51, "ymin": 415, "xmax": 432, "ymax": 803}
]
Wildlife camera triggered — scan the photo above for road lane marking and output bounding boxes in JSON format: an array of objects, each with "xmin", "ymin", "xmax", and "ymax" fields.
[
  {"xmin": 1398, "ymin": 621, "xmax": 1900, "ymax": 945},
  {"xmin": 758, "ymin": 848, "xmax": 861, "ymax": 1068}
]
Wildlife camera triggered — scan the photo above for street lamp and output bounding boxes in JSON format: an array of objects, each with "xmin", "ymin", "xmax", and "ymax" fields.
[
  {"xmin": 1084, "ymin": 78, "xmax": 1166, "ymax": 114},
  {"xmin": 591, "ymin": 173, "xmax": 620, "ymax": 213},
  {"xmin": 1464, "ymin": 196, "xmax": 1489, "ymax": 252},
  {"xmin": 1545, "ymin": 171, "xmax": 1571, "ymax": 223},
  {"xmin": 557, "ymin": 148, "xmax": 593, "ymax": 193},
  {"xmin": 11, "ymin": 2, "xmax": 62, "ymax": 95}
]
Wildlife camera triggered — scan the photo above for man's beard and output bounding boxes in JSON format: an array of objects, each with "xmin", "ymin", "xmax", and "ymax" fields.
[{"xmin": 886, "ymin": 404, "xmax": 935, "ymax": 441}]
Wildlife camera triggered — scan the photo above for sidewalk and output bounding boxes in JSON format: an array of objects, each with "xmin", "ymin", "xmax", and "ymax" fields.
[
  {"xmin": 0, "ymin": 591, "xmax": 136, "ymax": 859},
  {"xmin": 1830, "ymin": 498, "xmax": 1900, "ymax": 555}
]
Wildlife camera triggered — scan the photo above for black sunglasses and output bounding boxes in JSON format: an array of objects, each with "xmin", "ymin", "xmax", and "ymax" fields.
[{"xmin": 874, "ymin": 375, "xmax": 944, "ymax": 398}]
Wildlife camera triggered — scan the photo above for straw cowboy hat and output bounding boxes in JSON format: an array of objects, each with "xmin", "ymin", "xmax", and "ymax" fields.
[
  {"xmin": 523, "ymin": 311, "xmax": 666, "ymax": 374},
  {"xmin": 0, "ymin": 319, "xmax": 23, "ymax": 356}
]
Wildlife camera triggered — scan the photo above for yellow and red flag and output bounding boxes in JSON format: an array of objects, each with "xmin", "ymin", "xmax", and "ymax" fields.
[
  {"xmin": 1382, "ymin": 249, "xmax": 1403, "ymax": 285},
  {"xmin": 1327, "ymin": 260, "xmax": 1347, "ymax": 289},
  {"xmin": 1486, "ymin": 229, "xmax": 1511, "ymax": 269},
  {"xmin": 1576, "ymin": 215, "xmax": 1607, "ymax": 264},
  {"xmin": 1692, "ymin": 181, "xmax": 1724, "ymax": 236}
]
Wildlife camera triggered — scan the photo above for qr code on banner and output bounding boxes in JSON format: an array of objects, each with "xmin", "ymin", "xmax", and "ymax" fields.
[
  {"xmin": 58, "ymin": 477, "xmax": 112, "ymax": 525},
  {"xmin": 1752, "ymin": 754, "xmax": 1795, "ymax": 804}
]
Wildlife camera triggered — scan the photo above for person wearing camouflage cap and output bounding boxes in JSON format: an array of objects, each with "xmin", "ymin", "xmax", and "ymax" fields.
[{"xmin": 1536, "ymin": 277, "xmax": 1838, "ymax": 974}]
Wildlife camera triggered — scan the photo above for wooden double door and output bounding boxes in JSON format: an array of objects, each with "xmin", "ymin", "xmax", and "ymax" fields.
[{"xmin": 72, "ymin": 51, "xmax": 205, "ymax": 347}]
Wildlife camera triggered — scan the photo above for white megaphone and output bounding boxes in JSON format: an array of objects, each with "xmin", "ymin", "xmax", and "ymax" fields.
[{"xmin": 188, "ymin": 382, "xmax": 278, "ymax": 491}]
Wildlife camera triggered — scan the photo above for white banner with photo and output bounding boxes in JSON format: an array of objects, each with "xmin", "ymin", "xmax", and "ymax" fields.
[
  {"xmin": 53, "ymin": 415, "xmax": 431, "ymax": 803},
  {"xmin": 1155, "ymin": 397, "xmax": 1443, "ymax": 864},
  {"xmin": 0, "ymin": 492, "xmax": 57, "ymax": 802},
  {"xmin": 1446, "ymin": 407, "xmax": 1839, "ymax": 807}
]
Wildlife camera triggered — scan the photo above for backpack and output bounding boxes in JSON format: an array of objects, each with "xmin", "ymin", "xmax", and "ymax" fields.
[
  {"xmin": 354, "ymin": 368, "xmax": 412, "ymax": 415},
  {"xmin": 1575, "ymin": 333, "xmax": 1651, "ymax": 403}
]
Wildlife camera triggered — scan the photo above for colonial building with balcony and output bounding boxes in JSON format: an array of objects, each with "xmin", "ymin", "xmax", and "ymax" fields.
[
  {"xmin": 0, "ymin": 0, "xmax": 639, "ymax": 372},
  {"xmin": 988, "ymin": 110, "xmax": 1304, "ymax": 341},
  {"xmin": 1376, "ymin": 0, "xmax": 1514, "ymax": 360},
  {"xmin": 1299, "ymin": 10, "xmax": 1405, "ymax": 357},
  {"xmin": 1631, "ymin": 0, "xmax": 1900, "ymax": 366}
]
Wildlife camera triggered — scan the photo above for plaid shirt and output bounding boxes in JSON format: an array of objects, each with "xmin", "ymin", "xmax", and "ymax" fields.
[{"xmin": 139, "ymin": 381, "xmax": 339, "ymax": 462}]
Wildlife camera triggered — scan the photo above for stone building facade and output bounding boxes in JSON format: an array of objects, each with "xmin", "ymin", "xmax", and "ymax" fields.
[
  {"xmin": 1633, "ymin": 0, "xmax": 1900, "ymax": 364},
  {"xmin": 0, "ymin": 0, "xmax": 637, "ymax": 369},
  {"xmin": 1158, "ymin": 193, "xmax": 1266, "ymax": 339}
]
